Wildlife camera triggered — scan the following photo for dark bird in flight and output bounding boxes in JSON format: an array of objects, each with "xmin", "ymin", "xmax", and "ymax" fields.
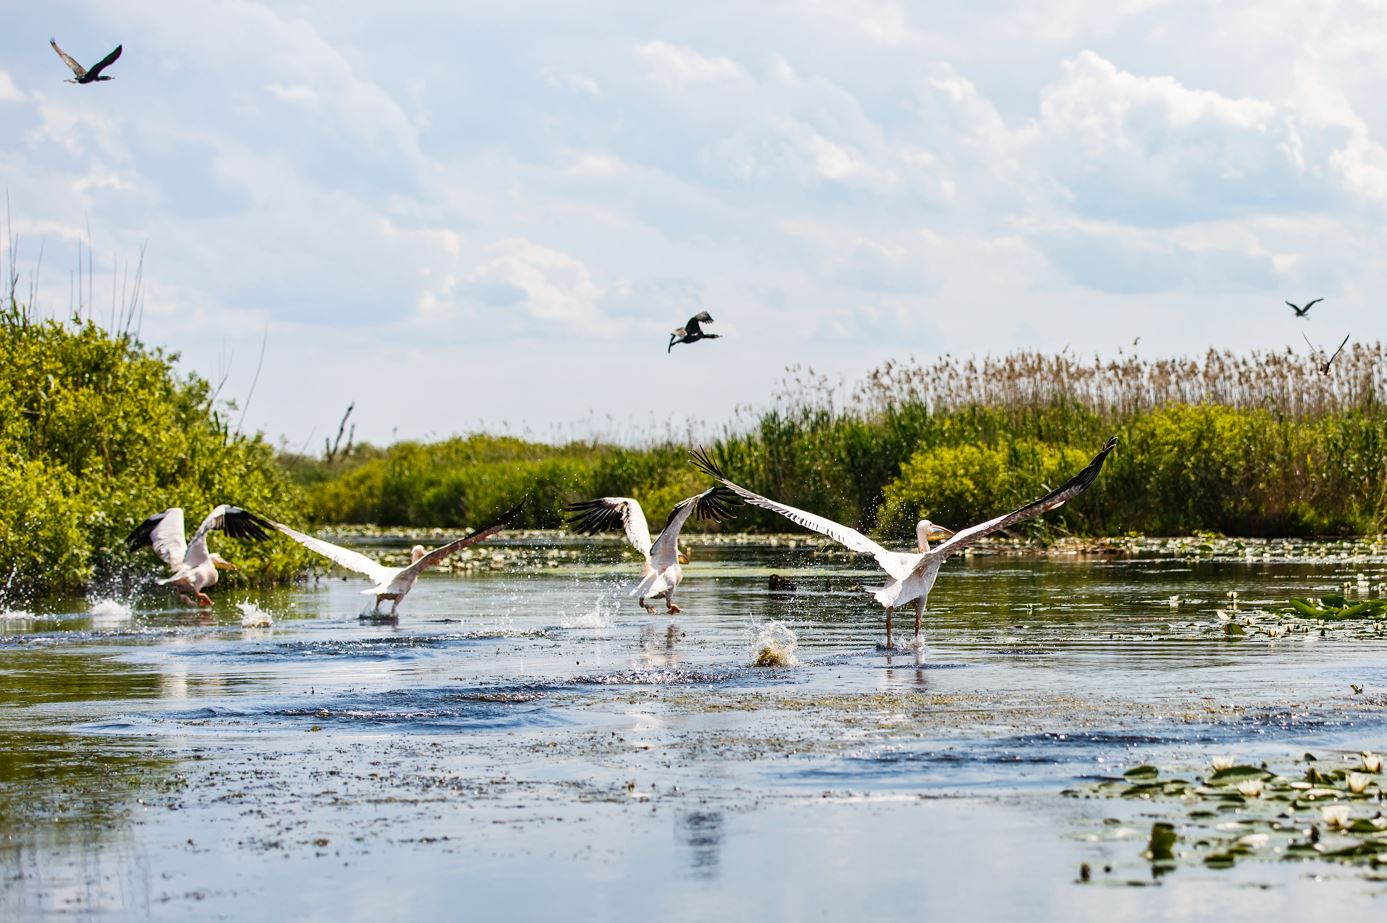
[
  {"xmin": 668, "ymin": 311, "xmax": 720, "ymax": 353},
  {"xmin": 50, "ymin": 38, "xmax": 122, "ymax": 84},
  {"xmin": 1303, "ymin": 332, "xmax": 1351, "ymax": 375},
  {"xmin": 1286, "ymin": 298, "xmax": 1323, "ymax": 318},
  {"xmin": 1319, "ymin": 333, "xmax": 1351, "ymax": 375}
]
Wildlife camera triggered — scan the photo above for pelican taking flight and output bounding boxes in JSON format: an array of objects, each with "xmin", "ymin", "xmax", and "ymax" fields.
[
  {"xmin": 668, "ymin": 312, "xmax": 720, "ymax": 353},
  {"xmin": 128, "ymin": 506, "xmax": 272, "ymax": 606},
  {"xmin": 692, "ymin": 438, "xmax": 1117, "ymax": 648},
  {"xmin": 50, "ymin": 38, "xmax": 122, "ymax": 84},
  {"xmin": 268, "ymin": 500, "xmax": 525, "ymax": 617},
  {"xmin": 564, "ymin": 487, "xmax": 739, "ymax": 613}
]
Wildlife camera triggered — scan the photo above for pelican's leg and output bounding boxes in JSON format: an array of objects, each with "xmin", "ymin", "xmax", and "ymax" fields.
[
  {"xmin": 885, "ymin": 607, "xmax": 894, "ymax": 649},
  {"xmin": 666, "ymin": 591, "xmax": 681, "ymax": 615},
  {"xmin": 639, "ymin": 596, "xmax": 657, "ymax": 614},
  {"xmin": 175, "ymin": 591, "xmax": 197, "ymax": 607},
  {"xmin": 372, "ymin": 596, "xmax": 383, "ymax": 615},
  {"xmin": 389, "ymin": 597, "xmax": 400, "ymax": 618},
  {"xmin": 196, "ymin": 592, "xmax": 214, "ymax": 607},
  {"xmin": 913, "ymin": 598, "xmax": 925, "ymax": 646}
]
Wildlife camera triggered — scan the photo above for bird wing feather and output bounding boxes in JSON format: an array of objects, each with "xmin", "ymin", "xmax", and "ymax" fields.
[
  {"xmin": 184, "ymin": 505, "xmax": 273, "ymax": 567},
  {"xmin": 127, "ymin": 507, "xmax": 188, "ymax": 569},
  {"xmin": 49, "ymin": 38, "xmax": 86, "ymax": 78},
  {"xmin": 928, "ymin": 437, "xmax": 1117, "ymax": 559},
  {"xmin": 406, "ymin": 499, "xmax": 526, "ymax": 574},
  {"xmin": 270, "ymin": 521, "xmax": 395, "ymax": 585},
  {"xmin": 689, "ymin": 448, "xmax": 909, "ymax": 577},
  {"xmin": 649, "ymin": 485, "xmax": 740, "ymax": 567},
  {"xmin": 564, "ymin": 497, "xmax": 653, "ymax": 557},
  {"xmin": 85, "ymin": 45, "xmax": 122, "ymax": 80}
]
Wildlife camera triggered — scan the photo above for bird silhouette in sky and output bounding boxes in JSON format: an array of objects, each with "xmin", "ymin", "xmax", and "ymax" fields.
[
  {"xmin": 50, "ymin": 38, "xmax": 122, "ymax": 84},
  {"xmin": 668, "ymin": 312, "xmax": 721, "ymax": 353},
  {"xmin": 1286, "ymin": 298, "xmax": 1323, "ymax": 318}
]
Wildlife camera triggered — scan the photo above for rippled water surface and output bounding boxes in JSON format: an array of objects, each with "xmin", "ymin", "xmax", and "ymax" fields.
[{"xmin": 3, "ymin": 537, "xmax": 1387, "ymax": 920}]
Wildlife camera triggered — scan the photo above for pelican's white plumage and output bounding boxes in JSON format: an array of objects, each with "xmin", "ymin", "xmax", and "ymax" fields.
[
  {"xmin": 692, "ymin": 439, "xmax": 1117, "ymax": 647},
  {"xmin": 128, "ymin": 505, "xmax": 272, "ymax": 606},
  {"xmin": 564, "ymin": 487, "xmax": 739, "ymax": 613},
  {"xmin": 270, "ymin": 500, "xmax": 525, "ymax": 617}
]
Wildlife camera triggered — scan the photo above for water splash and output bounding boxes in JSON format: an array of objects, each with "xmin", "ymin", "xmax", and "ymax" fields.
[
  {"xmin": 1, "ymin": 608, "xmax": 34, "ymax": 621},
  {"xmin": 238, "ymin": 601, "xmax": 273, "ymax": 628},
  {"xmin": 750, "ymin": 620, "xmax": 799, "ymax": 667},
  {"xmin": 561, "ymin": 597, "xmax": 617, "ymax": 629},
  {"xmin": 88, "ymin": 598, "xmax": 132, "ymax": 621}
]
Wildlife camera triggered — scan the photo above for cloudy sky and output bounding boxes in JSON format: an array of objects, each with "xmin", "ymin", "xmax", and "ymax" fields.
[{"xmin": 2, "ymin": 1, "xmax": 1384, "ymax": 447}]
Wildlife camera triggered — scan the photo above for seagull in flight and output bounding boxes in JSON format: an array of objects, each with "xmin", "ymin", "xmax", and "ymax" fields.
[
  {"xmin": 668, "ymin": 312, "xmax": 721, "ymax": 353},
  {"xmin": 1286, "ymin": 298, "xmax": 1323, "ymax": 318},
  {"xmin": 128, "ymin": 506, "xmax": 272, "ymax": 606},
  {"xmin": 564, "ymin": 486, "xmax": 739, "ymax": 613},
  {"xmin": 268, "ymin": 500, "xmax": 526, "ymax": 618},
  {"xmin": 50, "ymin": 38, "xmax": 122, "ymax": 84},
  {"xmin": 692, "ymin": 439, "xmax": 1117, "ymax": 649}
]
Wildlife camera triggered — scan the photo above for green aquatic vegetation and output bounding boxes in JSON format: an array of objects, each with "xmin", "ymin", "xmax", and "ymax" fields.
[
  {"xmin": 1286, "ymin": 595, "xmax": 1387, "ymax": 620},
  {"xmin": 1067, "ymin": 752, "xmax": 1387, "ymax": 876}
]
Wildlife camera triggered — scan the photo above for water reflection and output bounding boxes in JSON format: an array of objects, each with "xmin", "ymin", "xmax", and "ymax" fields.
[{"xmin": 676, "ymin": 811, "xmax": 726, "ymax": 881}]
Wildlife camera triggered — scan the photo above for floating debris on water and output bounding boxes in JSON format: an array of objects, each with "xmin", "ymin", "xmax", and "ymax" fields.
[
  {"xmin": 750, "ymin": 620, "xmax": 799, "ymax": 668},
  {"xmin": 238, "ymin": 602, "xmax": 273, "ymax": 628}
]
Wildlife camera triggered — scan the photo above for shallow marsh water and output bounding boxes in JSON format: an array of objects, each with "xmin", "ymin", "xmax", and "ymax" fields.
[{"xmin": 3, "ymin": 536, "xmax": 1387, "ymax": 920}]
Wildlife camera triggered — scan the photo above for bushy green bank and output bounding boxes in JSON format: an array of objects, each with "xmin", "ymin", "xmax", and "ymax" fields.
[
  {"xmin": 297, "ymin": 346, "xmax": 1387, "ymax": 540},
  {"xmin": 0, "ymin": 316, "xmax": 309, "ymax": 600}
]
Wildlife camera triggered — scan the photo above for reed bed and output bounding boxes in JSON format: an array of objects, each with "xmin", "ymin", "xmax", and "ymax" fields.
[{"xmin": 301, "ymin": 346, "xmax": 1387, "ymax": 540}]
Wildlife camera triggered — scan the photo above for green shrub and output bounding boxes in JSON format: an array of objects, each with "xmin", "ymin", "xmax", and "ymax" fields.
[{"xmin": 0, "ymin": 318, "xmax": 310, "ymax": 600}]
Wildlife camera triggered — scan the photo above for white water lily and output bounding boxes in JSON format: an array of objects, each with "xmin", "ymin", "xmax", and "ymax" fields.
[
  {"xmin": 1237, "ymin": 779, "xmax": 1264, "ymax": 798},
  {"xmin": 1211, "ymin": 756, "xmax": 1236, "ymax": 772},
  {"xmin": 1236, "ymin": 833, "xmax": 1270, "ymax": 849},
  {"xmin": 1362, "ymin": 752, "xmax": 1382, "ymax": 773},
  {"xmin": 1347, "ymin": 772, "xmax": 1372, "ymax": 795},
  {"xmin": 1168, "ymin": 595, "xmax": 1181, "ymax": 607},
  {"xmin": 1321, "ymin": 804, "xmax": 1351, "ymax": 827},
  {"xmin": 1214, "ymin": 609, "xmax": 1232, "ymax": 621}
]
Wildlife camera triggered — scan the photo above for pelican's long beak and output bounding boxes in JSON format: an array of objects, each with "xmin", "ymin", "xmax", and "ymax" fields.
[
  {"xmin": 927, "ymin": 525, "xmax": 955, "ymax": 542},
  {"xmin": 215, "ymin": 559, "xmax": 238, "ymax": 571},
  {"xmin": 678, "ymin": 552, "xmax": 690, "ymax": 565}
]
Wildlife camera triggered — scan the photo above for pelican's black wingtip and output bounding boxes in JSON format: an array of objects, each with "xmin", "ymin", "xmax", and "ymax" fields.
[{"xmin": 688, "ymin": 445, "xmax": 727, "ymax": 480}]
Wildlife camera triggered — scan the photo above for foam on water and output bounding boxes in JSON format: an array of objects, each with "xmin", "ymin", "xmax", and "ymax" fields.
[
  {"xmin": 750, "ymin": 620, "xmax": 799, "ymax": 667},
  {"xmin": 1, "ymin": 608, "xmax": 34, "ymax": 621},
  {"xmin": 238, "ymin": 601, "xmax": 273, "ymax": 628}
]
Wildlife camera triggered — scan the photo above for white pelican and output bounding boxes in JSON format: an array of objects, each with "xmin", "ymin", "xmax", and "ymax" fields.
[
  {"xmin": 127, "ymin": 506, "xmax": 272, "ymax": 606},
  {"xmin": 564, "ymin": 487, "xmax": 739, "ymax": 613},
  {"xmin": 691, "ymin": 438, "xmax": 1117, "ymax": 648},
  {"xmin": 268, "ymin": 500, "xmax": 525, "ymax": 617}
]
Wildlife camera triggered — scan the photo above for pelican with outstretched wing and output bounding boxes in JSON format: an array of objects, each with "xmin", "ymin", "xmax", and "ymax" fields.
[
  {"xmin": 692, "ymin": 438, "xmax": 1117, "ymax": 648},
  {"xmin": 50, "ymin": 38, "xmax": 122, "ymax": 84},
  {"xmin": 269, "ymin": 500, "xmax": 526, "ymax": 617},
  {"xmin": 668, "ymin": 311, "xmax": 721, "ymax": 353},
  {"xmin": 128, "ymin": 506, "xmax": 272, "ymax": 606},
  {"xmin": 565, "ymin": 486, "xmax": 739, "ymax": 613}
]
